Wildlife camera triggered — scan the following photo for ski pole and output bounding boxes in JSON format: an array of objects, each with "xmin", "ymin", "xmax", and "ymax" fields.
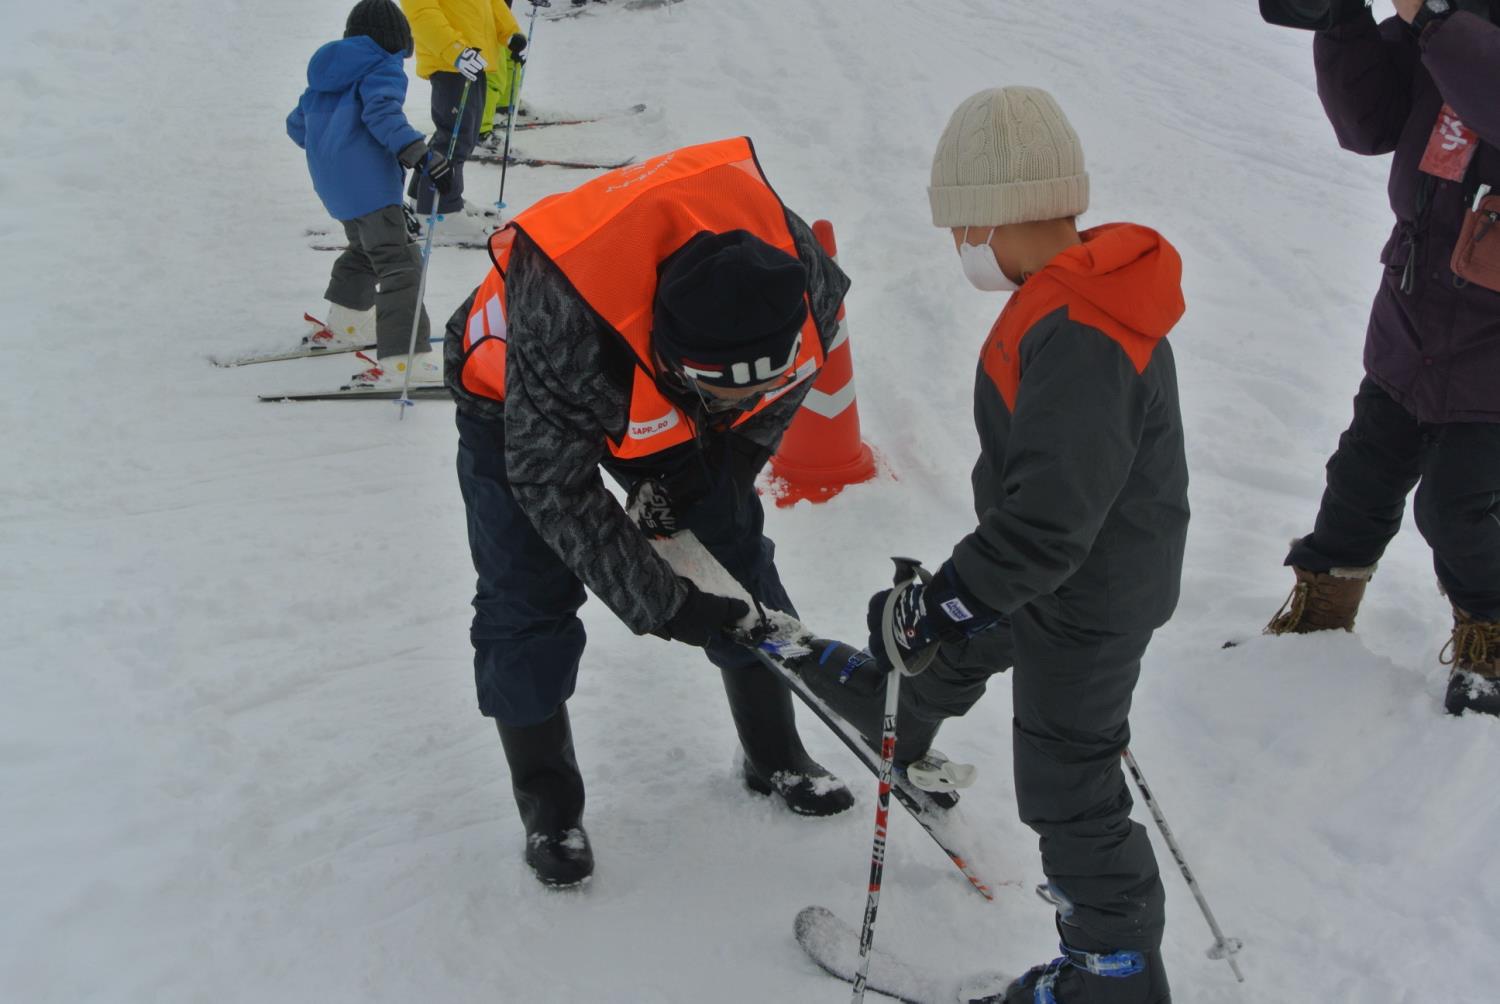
[
  {"xmin": 851, "ymin": 558, "xmax": 937, "ymax": 1004},
  {"xmin": 398, "ymin": 77, "xmax": 475, "ymax": 417},
  {"xmin": 496, "ymin": 2, "xmax": 542, "ymax": 212},
  {"xmin": 1121, "ymin": 748, "xmax": 1245, "ymax": 983}
]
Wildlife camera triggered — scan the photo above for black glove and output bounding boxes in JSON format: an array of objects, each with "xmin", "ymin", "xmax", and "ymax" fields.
[
  {"xmin": 1257, "ymin": 0, "xmax": 1369, "ymax": 30},
  {"xmin": 508, "ymin": 32, "xmax": 528, "ymax": 64},
  {"xmin": 422, "ymin": 148, "xmax": 454, "ymax": 194},
  {"xmin": 865, "ymin": 560, "xmax": 998, "ymax": 668},
  {"xmin": 654, "ymin": 577, "xmax": 750, "ymax": 647},
  {"xmin": 400, "ymin": 141, "xmax": 454, "ymax": 194}
]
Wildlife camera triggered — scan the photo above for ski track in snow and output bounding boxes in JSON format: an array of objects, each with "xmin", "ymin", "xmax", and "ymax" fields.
[{"xmin": 5, "ymin": 1, "xmax": 1498, "ymax": 1001}]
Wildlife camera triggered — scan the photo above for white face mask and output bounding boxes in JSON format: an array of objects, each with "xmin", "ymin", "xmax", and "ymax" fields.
[{"xmin": 958, "ymin": 227, "xmax": 1019, "ymax": 292}]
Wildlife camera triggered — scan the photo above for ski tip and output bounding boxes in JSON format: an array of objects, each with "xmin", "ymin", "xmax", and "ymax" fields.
[{"xmin": 792, "ymin": 905, "xmax": 841, "ymax": 949}]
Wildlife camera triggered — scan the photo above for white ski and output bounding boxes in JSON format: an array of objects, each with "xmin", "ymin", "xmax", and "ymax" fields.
[{"xmin": 794, "ymin": 906, "xmax": 1013, "ymax": 1004}]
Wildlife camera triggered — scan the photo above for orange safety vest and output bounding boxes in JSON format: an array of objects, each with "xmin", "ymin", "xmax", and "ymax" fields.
[{"xmin": 457, "ymin": 137, "xmax": 826, "ymax": 460}]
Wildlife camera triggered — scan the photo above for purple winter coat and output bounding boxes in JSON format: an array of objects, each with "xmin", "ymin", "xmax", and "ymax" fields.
[{"xmin": 1314, "ymin": 9, "xmax": 1500, "ymax": 424}]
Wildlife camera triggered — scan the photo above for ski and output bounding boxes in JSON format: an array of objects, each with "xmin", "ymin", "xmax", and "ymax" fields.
[
  {"xmin": 304, "ymin": 225, "xmax": 494, "ymax": 252},
  {"xmin": 258, "ymin": 384, "xmax": 450, "ymax": 403},
  {"xmin": 753, "ymin": 638, "xmax": 999, "ymax": 901},
  {"xmin": 212, "ymin": 317, "xmax": 444, "ymax": 367},
  {"xmin": 468, "ymin": 149, "xmax": 636, "ymax": 170},
  {"xmin": 212, "ymin": 340, "xmax": 374, "ymax": 368},
  {"xmin": 214, "ymin": 337, "xmax": 444, "ymax": 367},
  {"xmin": 511, "ymin": 103, "xmax": 647, "ymax": 130},
  {"xmin": 307, "ymin": 237, "xmax": 490, "ymax": 251},
  {"xmin": 794, "ymin": 906, "xmax": 1013, "ymax": 1004}
]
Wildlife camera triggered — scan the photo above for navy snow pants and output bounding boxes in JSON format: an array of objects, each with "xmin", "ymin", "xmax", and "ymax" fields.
[
  {"xmin": 408, "ymin": 71, "xmax": 485, "ymax": 215},
  {"xmin": 454, "ymin": 410, "xmax": 812, "ymax": 772}
]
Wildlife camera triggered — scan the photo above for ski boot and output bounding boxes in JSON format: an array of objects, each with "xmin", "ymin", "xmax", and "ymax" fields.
[
  {"xmin": 344, "ymin": 349, "xmax": 442, "ymax": 390},
  {"xmin": 303, "ymin": 304, "xmax": 374, "ymax": 352},
  {"xmin": 1443, "ymin": 604, "xmax": 1500, "ymax": 716},
  {"xmin": 967, "ymin": 921, "xmax": 1171, "ymax": 1003}
]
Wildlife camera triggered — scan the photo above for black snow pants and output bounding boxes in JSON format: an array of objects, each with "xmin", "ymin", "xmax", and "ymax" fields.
[
  {"xmin": 1287, "ymin": 377, "xmax": 1500, "ymax": 619},
  {"xmin": 408, "ymin": 71, "xmax": 486, "ymax": 215},
  {"xmin": 805, "ymin": 605, "xmax": 1166, "ymax": 952}
]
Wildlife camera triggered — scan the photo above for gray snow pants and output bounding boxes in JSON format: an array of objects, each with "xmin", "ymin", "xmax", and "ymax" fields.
[
  {"xmin": 817, "ymin": 607, "xmax": 1166, "ymax": 952},
  {"xmin": 324, "ymin": 204, "xmax": 431, "ymax": 359}
]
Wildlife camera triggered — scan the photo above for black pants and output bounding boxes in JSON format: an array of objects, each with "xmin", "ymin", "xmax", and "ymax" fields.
[
  {"xmin": 408, "ymin": 71, "xmax": 485, "ymax": 215},
  {"xmin": 1287, "ymin": 377, "xmax": 1500, "ymax": 618},
  {"xmin": 804, "ymin": 609, "xmax": 1165, "ymax": 951},
  {"xmin": 454, "ymin": 410, "xmax": 812, "ymax": 768},
  {"xmin": 324, "ymin": 204, "xmax": 430, "ymax": 357}
]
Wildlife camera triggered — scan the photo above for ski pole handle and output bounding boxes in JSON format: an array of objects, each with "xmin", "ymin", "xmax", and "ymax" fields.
[{"xmin": 882, "ymin": 558, "xmax": 938, "ymax": 678}]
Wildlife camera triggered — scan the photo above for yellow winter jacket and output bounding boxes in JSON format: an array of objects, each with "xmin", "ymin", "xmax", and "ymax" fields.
[{"xmin": 400, "ymin": 0, "xmax": 521, "ymax": 80}]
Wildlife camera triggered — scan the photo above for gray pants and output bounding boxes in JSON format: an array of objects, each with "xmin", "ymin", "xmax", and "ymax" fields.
[
  {"xmin": 324, "ymin": 204, "xmax": 431, "ymax": 358},
  {"xmin": 800, "ymin": 608, "xmax": 1165, "ymax": 951}
]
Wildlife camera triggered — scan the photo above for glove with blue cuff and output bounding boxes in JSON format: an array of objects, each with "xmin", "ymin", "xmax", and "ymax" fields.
[{"xmin": 865, "ymin": 560, "xmax": 999, "ymax": 669}]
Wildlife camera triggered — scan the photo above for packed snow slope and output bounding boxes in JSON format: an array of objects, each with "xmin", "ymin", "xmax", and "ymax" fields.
[{"xmin": 4, "ymin": 1, "xmax": 1496, "ymax": 1001}]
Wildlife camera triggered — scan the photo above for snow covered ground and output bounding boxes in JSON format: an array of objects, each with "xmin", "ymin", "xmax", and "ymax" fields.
[{"xmin": 5, "ymin": 1, "xmax": 1498, "ymax": 1001}]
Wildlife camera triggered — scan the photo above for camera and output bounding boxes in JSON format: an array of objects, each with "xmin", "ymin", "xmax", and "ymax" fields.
[{"xmin": 1258, "ymin": 0, "xmax": 1367, "ymax": 30}]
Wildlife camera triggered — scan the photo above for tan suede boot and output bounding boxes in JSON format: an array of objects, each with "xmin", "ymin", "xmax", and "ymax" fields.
[
  {"xmin": 1442, "ymin": 605, "xmax": 1500, "ymax": 716},
  {"xmin": 1264, "ymin": 564, "xmax": 1376, "ymax": 635}
]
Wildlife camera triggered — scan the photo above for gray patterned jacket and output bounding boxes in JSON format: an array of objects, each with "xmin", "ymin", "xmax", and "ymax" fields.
[{"xmin": 444, "ymin": 210, "xmax": 851, "ymax": 634}]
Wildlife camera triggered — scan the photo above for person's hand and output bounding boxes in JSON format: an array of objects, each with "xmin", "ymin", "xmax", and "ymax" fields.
[
  {"xmin": 399, "ymin": 141, "xmax": 454, "ymax": 194},
  {"xmin": 455, "ymin": 47, "xmax": 487, "ymax": 80},
  {"xmin": 654, "ymin": 578, "xmax": 751, "ymax": 647},
  {"xmin": 423, "ymin": 149, "xmax": 454, "ymax": 194},
  {"xmin": 865, "ymin": 561, "xmax": 997, "ymax": 668},
  {"xmin": 508, "ymin": 33, "xmax": 528, "ymax": 64}
]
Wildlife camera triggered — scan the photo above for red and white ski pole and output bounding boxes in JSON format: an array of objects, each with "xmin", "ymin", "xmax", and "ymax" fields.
[{"xmin": 851, "ymin": 557, "xmax": 937, "ymax": 1004}]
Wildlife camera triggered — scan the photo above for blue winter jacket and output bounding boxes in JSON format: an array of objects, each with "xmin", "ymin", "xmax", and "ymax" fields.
[{"xmin": 287, "ymin": 36, "xmax": 425, "ymax": 222}]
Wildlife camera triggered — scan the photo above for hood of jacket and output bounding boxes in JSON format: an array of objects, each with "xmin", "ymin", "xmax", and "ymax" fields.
[
  {"xmin": 307, "ymin": 36, "xmax": 395, "ymax": 92},
  {"xmin": 1034, "ymin": 223, "xmax": 1185, "ymax": 344}
]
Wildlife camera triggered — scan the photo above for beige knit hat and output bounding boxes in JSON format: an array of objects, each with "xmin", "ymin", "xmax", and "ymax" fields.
[{"xmin": 929, "ymin": 86, "xmax": 1089, "ymax": 228}]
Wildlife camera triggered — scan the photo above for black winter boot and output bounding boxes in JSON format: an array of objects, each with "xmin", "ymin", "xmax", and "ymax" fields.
[
  {"xmin": 782, "ymin": 639, "xmax": 958, "ymax": 808},
  {"xmin": 496, "ymin": 707, "xmax": 594, "ymax": 888},
  {"xmin": 968, "ymin": 920, "xmax": 1171, "ymax": 1003},
  {"xmin": 720, "ymin": 663, "xmax": 854, "ymax": 817}
]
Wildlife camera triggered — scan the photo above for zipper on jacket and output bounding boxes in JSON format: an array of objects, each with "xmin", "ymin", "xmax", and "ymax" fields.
[{"xmin": 1402, "ymin": 174, "xmax": 1438, "ymax": 295}]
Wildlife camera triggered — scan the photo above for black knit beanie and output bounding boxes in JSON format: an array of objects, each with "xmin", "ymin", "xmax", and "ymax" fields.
[
  {"xmin": 652, "ymin": 230, "xmax": 809, "ymax": 388},
  {"xmin": 345, "ymin": 0, "xmax": 414, "ymax": 56}
]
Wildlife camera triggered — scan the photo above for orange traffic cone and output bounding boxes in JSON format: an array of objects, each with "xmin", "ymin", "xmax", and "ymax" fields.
[{"xmin": 768, "ymin": 219, "xmax": 878, "ymax": 507}]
